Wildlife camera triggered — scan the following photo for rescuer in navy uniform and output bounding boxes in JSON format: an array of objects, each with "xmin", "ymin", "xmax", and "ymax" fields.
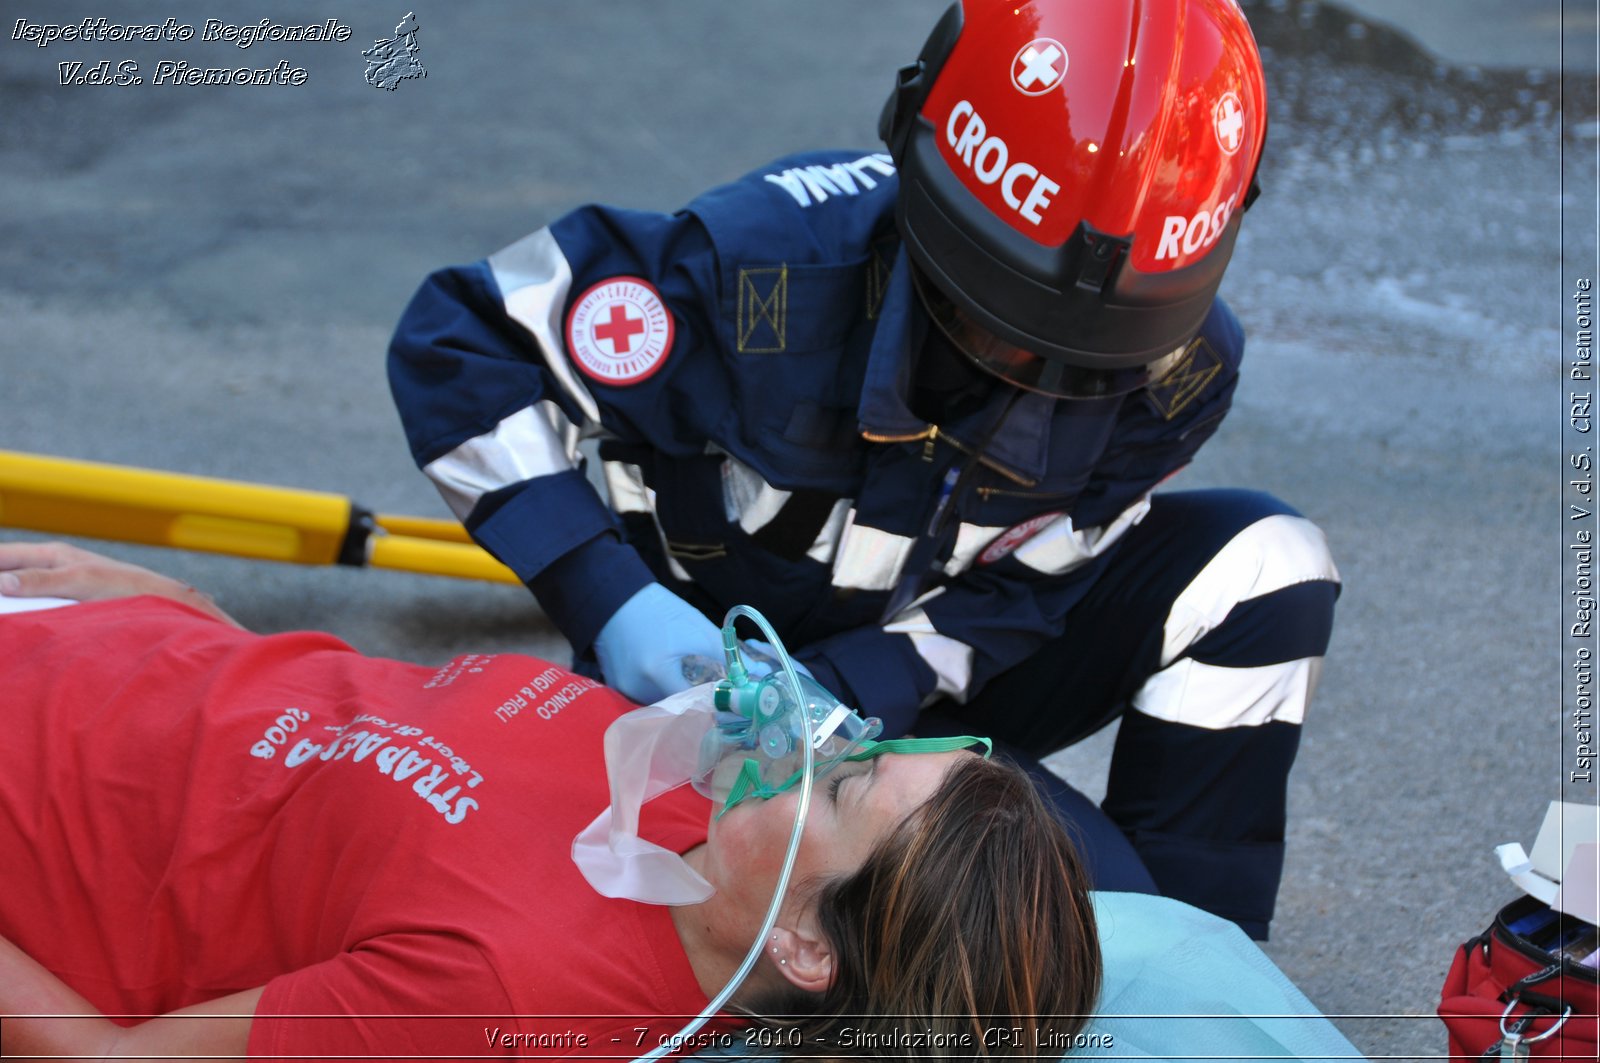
[{"xmin": 389, "ymin": 0, "xmax": 1340, "ymax": 938}]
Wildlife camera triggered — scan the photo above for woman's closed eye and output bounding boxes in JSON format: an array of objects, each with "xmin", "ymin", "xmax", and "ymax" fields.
[{"xmin": 826, "ymin": 759, "xmax": 875, "ymax": 803}]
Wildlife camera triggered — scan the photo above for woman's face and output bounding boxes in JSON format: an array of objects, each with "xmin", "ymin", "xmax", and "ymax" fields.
[{"xmin": 701, "ymin": 749, "xmax": 970, "ymax": 915}]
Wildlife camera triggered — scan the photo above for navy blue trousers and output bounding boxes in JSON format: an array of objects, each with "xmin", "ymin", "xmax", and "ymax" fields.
[{"xmin": 922, "ymin": 489, "xmax": 1340, "ymax": 939}]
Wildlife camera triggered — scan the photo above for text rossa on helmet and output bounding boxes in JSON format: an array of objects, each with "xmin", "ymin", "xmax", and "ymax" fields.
[{"xmin": 881, "ymin": 0, "xmax": 1268, "ymax": 398}]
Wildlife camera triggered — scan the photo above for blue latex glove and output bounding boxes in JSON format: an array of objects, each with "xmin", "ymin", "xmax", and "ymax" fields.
[{"xmin": 591, "ymin": 583, "xmax": 724, "ymax": 704}]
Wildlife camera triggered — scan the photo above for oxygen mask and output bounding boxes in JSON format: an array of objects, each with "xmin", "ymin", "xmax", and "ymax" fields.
[
  {"xmin": 689, "ymin": 628, "xmax": 883, "ymax": 817},
  {"xmin": 689, "ymin": 611, "xmax": 991, "ymax": 817}
]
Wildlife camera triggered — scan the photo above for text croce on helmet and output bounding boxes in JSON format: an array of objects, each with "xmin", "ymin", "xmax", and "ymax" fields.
[{"xmin": 881, "ymin": 0, "xmax": 1268, "ymax": 398}]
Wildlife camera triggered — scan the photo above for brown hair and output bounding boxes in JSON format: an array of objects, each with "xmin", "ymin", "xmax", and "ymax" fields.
[{"xmin": 747, "ymin": 754, "xmax": 1101, "ymax": 1059}]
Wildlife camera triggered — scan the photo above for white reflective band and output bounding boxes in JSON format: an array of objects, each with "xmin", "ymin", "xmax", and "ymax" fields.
[
  {"xmin": 423, "ymin": 401, "xmax": 580, "ymax": 521},
  {"xmin": 1012, "ymin": 496, "xmax": 1151, "ymax": 576},
  {"xmin": 719, "ymin": 458, "xmax": 853, "ymax": 563},
  {"xmin": 603, "ymin": 460, "xmax": 653, "ymax": 515},
  {"xmin": 1158, "ymin": 513, "xmax": 1341, "ymax": 668},
  {"xmin": 942, "ymin": 521, "xmax": 1009, "ymax": 576},
  {"xmin": 884, "ymin": 603, "xmax": 976, "ymax": 705},
  {"xmin": 1132, "ymin": 656, "xmax": 1322, "ymax": 729},
  {"xmin": 488, "ymin": 227, "xmax": 600, "ymax": 425},
  {"xmin": 831, "ymin": 511, "xmax": 915, "ymax": 592},
  {"xmin": 664, "ymin": 552, "xmax": 692, "ymax": 583},
  {"xmin": 597, "ymin": 460, "xmax": 690, "ymax": 581},
  {"xmin": 721, "ymin": 457, "xmax": 791, "ymax": 535},
  {"xmin": 805, "ymin": 499, "xmax": 854, "ymax": 565}
]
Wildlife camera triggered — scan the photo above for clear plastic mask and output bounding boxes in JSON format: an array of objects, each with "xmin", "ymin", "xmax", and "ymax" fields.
[
  {"xmin": 690, "ymin": 621, "xmax": 990, "ymax": 817},
  {"xmin": 693, "ymin": 659, "xmax": 884, "ymax": 815}
]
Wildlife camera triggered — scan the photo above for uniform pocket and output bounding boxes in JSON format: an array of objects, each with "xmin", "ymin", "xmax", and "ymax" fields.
[{"xmin": 722, "ymin": 258, "xmax": 873, "ymax": 357}]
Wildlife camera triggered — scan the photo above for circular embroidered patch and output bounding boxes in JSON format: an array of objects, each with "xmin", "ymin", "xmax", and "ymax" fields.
[
  {"xmin": 565, "ymin": 276, "xmax": 675, "ymax": 385},
  {"xmin": 979, "ymin": 511, "xmax": 1064, "ymax": 566}
]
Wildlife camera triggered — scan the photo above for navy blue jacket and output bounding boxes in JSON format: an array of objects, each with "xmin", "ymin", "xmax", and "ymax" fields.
[{"xmin": 389, "ymin": 150, "xmax": 1242, "ymax": 734}]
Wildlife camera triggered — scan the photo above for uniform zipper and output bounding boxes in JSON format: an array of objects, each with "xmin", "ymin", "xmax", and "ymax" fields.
[
  {"xmin": 859, "ymin": 424, "xmax": 1039, "ymax": 487},
  {"xmin": 976, "ymin": 484, "xmax": 1066, "ymax": 500},
  {"xmin": 937, "ymin": 431, "xmax": 1037, "ymax": 487}
]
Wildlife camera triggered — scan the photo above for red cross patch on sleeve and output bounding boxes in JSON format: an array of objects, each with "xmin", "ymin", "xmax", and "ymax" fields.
[{"xmin": 565, "ymin": 277, "xmax": 675, "ymax": 385}]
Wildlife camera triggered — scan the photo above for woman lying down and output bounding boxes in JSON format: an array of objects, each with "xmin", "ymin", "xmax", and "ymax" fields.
[{"xmin": 0, "ymin": 541, "xmax": 1102, "ymax": 1061}]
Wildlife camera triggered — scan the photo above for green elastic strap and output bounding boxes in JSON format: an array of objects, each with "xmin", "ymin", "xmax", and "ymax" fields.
[
  {"xmin": 713, "ymin": 736, "xmax": 994, "ymax": 819},
  {"xmin": 846, "ymin": 734, "xmax": 993, "ymax": 760},
  {"xmin": 715, "ymin": 757, "xmax": 767, "ymax": 820}
]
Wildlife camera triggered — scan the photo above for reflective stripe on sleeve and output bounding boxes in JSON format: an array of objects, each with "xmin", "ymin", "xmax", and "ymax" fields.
[
  {"xmin": 602, "ymin": 459, "xmax": 653, "ymax": 515},
  {"xmin": 831, "ymin": 510, "xmax": 915, "ymax": 592},
  {"xmin": 941, "ymin": 521, "xmax": 1009, "ymax": 576},
  {"xmin": 883, "ymin": 602, "xmax": 977, "ymax": 705},
  {"xmin": 599, "ymin": 459, "xmax": 691, "ymax": 582},
  {"xmin": 721, "ymin": 456, "xmax": 791, "ymax": 534},
  {"xmin": 719, "ymin": 456, "xmax": 852, "ymax": 562},
  {"xmin": 805, "ymin": 500, "xmax": 854, "ymax": 564},
  {"xmin": 422, "ymin": 401, "xmax": 580, "ymax": 521},
  {"xmin": 487, "ymin": 228, "xmax": 600, "ymax": 424}
]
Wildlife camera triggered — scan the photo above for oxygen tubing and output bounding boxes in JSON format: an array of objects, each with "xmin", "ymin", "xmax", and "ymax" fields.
[{"xmin": 633, "ymin": 605, "xmax": 815, "ymax": 1062}]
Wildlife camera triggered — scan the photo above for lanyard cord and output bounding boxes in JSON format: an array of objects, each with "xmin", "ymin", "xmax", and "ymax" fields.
[
  {"xmin": 883, "ymin": 386, "xmax": 1027, "ymax": 622},
  {"xmin": 928, "ymin": 386, "xmax": 1026, "ymax": 537}
]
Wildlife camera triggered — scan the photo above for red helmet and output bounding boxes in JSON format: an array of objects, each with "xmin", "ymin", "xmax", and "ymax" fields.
[{"xmin": 881, "ymin": 0, "xmax": 1268, "ymax": 397}]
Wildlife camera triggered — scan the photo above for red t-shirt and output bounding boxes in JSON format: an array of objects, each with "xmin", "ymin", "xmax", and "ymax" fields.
[{"xmin": 0, "ymin": 597, "xmax": 732, "ymax": 1059}]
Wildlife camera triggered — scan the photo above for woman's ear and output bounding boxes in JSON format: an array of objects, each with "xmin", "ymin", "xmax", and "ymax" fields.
[{"xmin": 768, "ymin": 925, "xmax": 833, "ymax": 994}]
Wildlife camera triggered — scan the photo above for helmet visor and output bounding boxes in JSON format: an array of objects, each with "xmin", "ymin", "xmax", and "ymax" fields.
[{"xmin": 913, "ymin": 266, "xmax": 1156, "ymax": 400}]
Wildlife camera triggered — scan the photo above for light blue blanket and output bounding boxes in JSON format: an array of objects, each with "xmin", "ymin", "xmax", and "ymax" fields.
[
  {"xmin": 696, "ymin": 891, "xmax": 1364, "ymax": 1062},
  {"xmin": 1065, "ymin": 892, "xmax": 1363, "ymax": 1061}
]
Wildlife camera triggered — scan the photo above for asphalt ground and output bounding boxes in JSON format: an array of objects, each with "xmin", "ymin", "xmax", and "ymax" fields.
[{"xmin": 2, "ymin": 2, "xmax": 1597, "ymax": 1059}]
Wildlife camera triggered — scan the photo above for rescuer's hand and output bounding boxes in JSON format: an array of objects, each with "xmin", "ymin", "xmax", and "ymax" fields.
[{"xmin": 591, "ymin": 582, "xmax": 724, "ymax": 704}]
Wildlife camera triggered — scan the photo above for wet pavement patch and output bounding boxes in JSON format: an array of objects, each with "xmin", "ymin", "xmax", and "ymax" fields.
[{"xmin": 1242, "ymin": 0, "xmax": 1592, "ymax": 146}]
